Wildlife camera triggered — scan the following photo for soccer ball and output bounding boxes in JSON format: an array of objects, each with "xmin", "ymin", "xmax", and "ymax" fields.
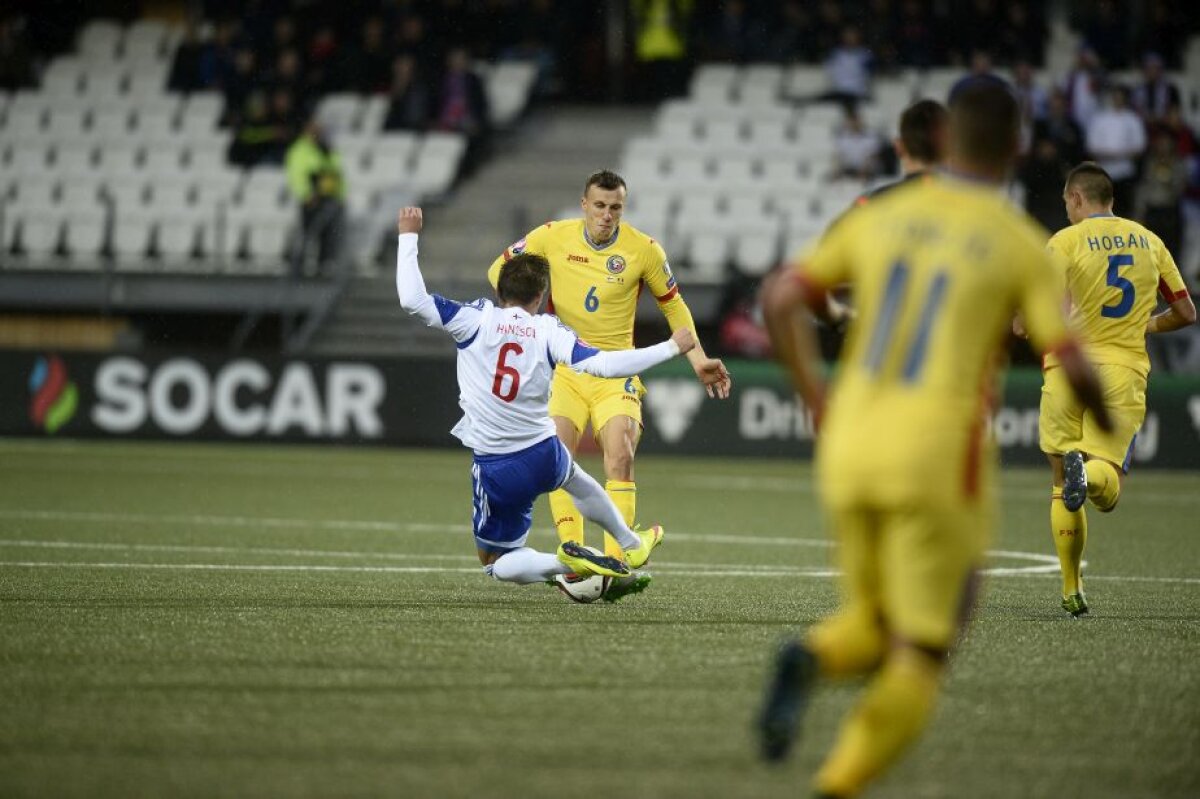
[{"xmin": 554, "ymin": 572, "xmax": 610, "ymax": 603}]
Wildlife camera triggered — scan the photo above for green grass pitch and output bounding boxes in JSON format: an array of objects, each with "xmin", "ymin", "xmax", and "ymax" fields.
[{"xmin": 0, "ymin": 439, "xmax": 1197, "ymax": 798}]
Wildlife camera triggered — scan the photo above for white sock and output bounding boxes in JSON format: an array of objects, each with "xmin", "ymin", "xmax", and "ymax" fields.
[
  {"xmin": 560, "ymin": 465, "xmax": 639, "ymax": 550},
  {"xmin": 488, "ymin": 548, "xmax": 570, "ymax": 584}
]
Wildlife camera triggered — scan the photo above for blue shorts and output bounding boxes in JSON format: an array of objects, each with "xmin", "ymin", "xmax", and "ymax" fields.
[{"xmin": 471, "ymin": 437, "xmax": 573, "ymax": 554}]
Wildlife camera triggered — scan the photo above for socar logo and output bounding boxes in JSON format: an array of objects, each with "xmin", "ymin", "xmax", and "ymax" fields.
[{"xmin": 29, "ymin": 354, "xmax": 78, "ymax": 434}]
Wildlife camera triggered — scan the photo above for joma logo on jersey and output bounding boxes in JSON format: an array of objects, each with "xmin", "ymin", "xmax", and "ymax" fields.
[
  {"xmin": 568, "ymin": 254, "xmax": 589, "ymax": 264},
  {"xmin": 606, "ymin": 255, "xmax": 627, "ymax": 275}
]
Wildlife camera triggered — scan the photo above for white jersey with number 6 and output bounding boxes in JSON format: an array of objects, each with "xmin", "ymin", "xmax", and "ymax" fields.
[{"xmin": 395, "ymin": 232, "xmax": 679, "ymax": 455}]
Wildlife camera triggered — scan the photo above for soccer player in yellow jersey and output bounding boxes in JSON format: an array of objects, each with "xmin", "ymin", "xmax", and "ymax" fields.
[
  {"xmin": 756, "ymin": 79, "xmax": 1112, "ymax": 799},
  {"xmin": 487, "ymin": 170, "xmax": 731, "ymax": 597},
  {"xmin": 1037, "ymin": 162, "xmax": 1196, "ymax": 617}
]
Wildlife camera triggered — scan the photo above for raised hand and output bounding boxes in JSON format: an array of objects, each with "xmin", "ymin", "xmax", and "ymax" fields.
[{"xmin": 398, "ymin": 207, "xmax": 423, "ymax": 234}]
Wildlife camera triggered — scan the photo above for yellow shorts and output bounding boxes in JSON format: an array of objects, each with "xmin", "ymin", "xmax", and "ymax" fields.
[
  {"xmin": 1039, "ymin": 363, "xmax": 1145, "ymax": 471},
  {"xmin": 828, "ymin": 501, "xmax": 988, "ymax": 650},
  {"xmin": 548, "ymin": 365, "xmax": 645, "ymax": 436}
]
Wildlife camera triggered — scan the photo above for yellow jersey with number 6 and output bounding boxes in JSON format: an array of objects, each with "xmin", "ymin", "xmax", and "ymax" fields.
[
  {"xmin": 487, "ymin": 219, "xmax": 684, "ymax": 351},
  {"xmin": 1044, "ymin": 215, "xmax": 1188, "ymax": 378},
  {"xmin": 798, "ymin": 175, "xmax": 1071, "ymax": 507}
]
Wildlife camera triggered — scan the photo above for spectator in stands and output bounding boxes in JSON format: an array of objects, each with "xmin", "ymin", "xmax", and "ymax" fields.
[
  {"xmin": 833, "ymin": 106, "xmax": 882, "ymax": 181},
  {"xmin": 286, "ymin": 119, "xmax": 346, "ymax": 277},
  {"xmin": 338, "ymin": 16, "xmax": 393, "ymax": 94},
  {"xmin": 270, "ymin": 48, "xmax": 305, "ymax": 108},
  {"xmin": 1060, "ymin": 46, "xmax": 1104, "ymax": 129},
  {"xmin": 630, "ymin": 0, "xmax": 693, "ymax": 102},
  {"xmin": 0, "ymin": 16, "xmax": 35, "ymax": 90},
  {"xmin": 198, "ymin": 19, "xmax": 241, "ymax": 94},
  {"xmin": 994, "ymin": 1, "xmax": 1044, "ymax": 66},
  {"xmin": 1013, "ymin": 60, "xmax": 1048, "ymax": 122},
  {"xmin": 763, "ymin": 0, "xmax": 816, "ymax": 62},
  {"xmin": 434, "ymin": 47, "xmax": 490, "ymax": 147},
  {"xmin": 305, "ymin": 23, "xmax": 339, "ymax": 98},
  {"xmin": 895, "ymin": 0, "xmax": 935, "ymax": 67},
  {"xmin": 382, "ymin": 54, "xmax": 431, "ymax": 132},
  {"xmin": 1130, "ymin": 53, "xmax": 1181, "ymax": 128},
  {"xmin": 167, "ymin": 23, "xmax": 207, "ymax": 93},
  {"xmin": 698, "ymin": 0, "xmax": 762, "ymax": 64},
  {"xmin": 221, "ymin": 47, "xmax": 259, "ymax": 126},
  {"xmin": 1035, "ymin": 89, "xmax": 1086, "ymax": 166},
  {"xmin": 1086, "ymin": 86, "xmax": 1148, "ymax": 216},
  {"xmin": 1085, "ymin": 0, "xmax": 1130, "ymax": 69},
  {"xmin": 823, "ymin": 26, "xmax": 872, "ymax": 104},
  {"xmin": 1137, "ymin": 128, "xmax": 1188, "ymax": 259},
  {"xmin": 397, "ymin": 13, "xmax": 442, "ymax": 82},
  {"xmin": 228, "ymin": 89, "xmax": 293, "ymax": 167},
  {"xmin": 1136, "ymin": 0, "xmax": 1185, "ymax": 68},
  {"xmin": 1018, "ymin": 137, "xmax": 1070, "ymax": 233}
]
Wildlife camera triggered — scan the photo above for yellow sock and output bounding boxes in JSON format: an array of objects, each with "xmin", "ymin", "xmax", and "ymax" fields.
[
  {"xmin": 1085, "ymin": 459, "xmax": 1121, "ymax": 512},
  {"xmin": 1050, "ymin": 490, "xmax": 1088, "ymax": 596},
  {"xmin": 815, "ymin": 649, "xmax": 941, "ymax": 798},
  {"xmin": 806, "ymin": 609, "xmax": 886, "ymax": 679},
  {"xmin": 603, "ymin": 480, "xmax": 636, "ymax": 558},
  {"xmin": 548, "ymin": 488, "xmax": 584, "ymax": 546}
]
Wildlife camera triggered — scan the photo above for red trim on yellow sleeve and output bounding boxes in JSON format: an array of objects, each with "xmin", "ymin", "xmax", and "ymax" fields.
[
  {"xmin": 502, "ymin": 251, "xmax": 512, "ymax": 262},
  {"xmin": 1158, "ymin": 278, "xmax": 1188, "ymax": 303},
  {"xmin": 655, "ymin": 286, "xmax": 679, "ymax": 303}
]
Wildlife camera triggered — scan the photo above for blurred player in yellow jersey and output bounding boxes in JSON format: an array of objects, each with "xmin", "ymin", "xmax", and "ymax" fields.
[
  {"xmin": 1036, "ymin": 162, "xmax": 1196, "ymax": 617},
  {"xmin": 756, "ymin": 79, "xmax": 1112, "ymax": 799},
  {"xmin": 487, "ymin": 170, "xmax": 731, "ymax": 599}
]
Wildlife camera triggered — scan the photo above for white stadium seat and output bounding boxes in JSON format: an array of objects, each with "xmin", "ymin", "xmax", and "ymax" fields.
[
  {"xmin": 91, "ymin": 107, "xmax": 133, "ymax": 143},
  {"xmin": 99, "ymin": 142, "xmax": 143, "ymax": 178},
  {"xmin": 702, "ymin": 118, "xmax": 743, "ymax": 150},
  {"xmin": 64, "ymin": 208, "xmax": 108, "ymax": 261},
  {"xmin": 111, "ymin": 208, "xmax": 156, "ymax": 262},
  {"xmin": 240, "ymin": 168, "xmax": 289, "ymax": 210},
  {"xmin": 142, "ymin": 145, "xmax": 185, "ymax": 176},
  {"xmin": 83, "ymin": 70, "xmax": 128, "ymax": 103},
  {"xmin": 59, "ymin": 179, "xmax": 105, "ymax": 212},
  {"xmin": 53, "ymin": 143, "xmax": 97, "ymax": 178},
  {"xmin": 410, "ymin": 133, "xmax": 466, "ymax": 196},
  {"xmin": 126, "ymin": 69, "xmax": 168, "ymax": 99},
  {"xmin": 78, "ymin": 20, "xmax": 123, "ymax": 61},
  {"xmin": 712, "ymin": 157, "xmax": 758, "ymax": 191},
  {"xmin": 104, "ymin": 178, "xmax": 149, "ymax": 212},
  {"xmin": 316, "ymin": 93, "xmax": 363, "ymax": 133},
  {"xmin": 42, "ymin": 59, "xmax": 84, "ymax": 98},
  {"xmin": 334, "ymin": 133, "xmax": 375, "ymax": 169},
  {"xmin": 156, "ymin": 211, "xmax": 200, "ymax": 261},
  {"xmin": 149, "ymin": 178, "xmax": 194, "ymax": 213},
  {"xmin": 15, "ymin": 178, "xmax": 59, "ymax": 214},
  {"xmin": 376, "ymin": 132, "xmax": 418, "ymax": 163},
  {"xmin": 664, "ymin": 153, "xmax": 712, "ymax": 192},
  {"xmin": 180, "ymin": 91, "xmax": 224, "ymax": 132},
  {"xmin": 135, "ymin": 109, "xmax": 179, "ymax": 148},
  {"xmin": 683, "ymin": 231, "xmax": 729, "ymax": 283},
  {"xmin": 185, "ymin": 134, "xmax": 230, "ymax": 172},
  {"xmin": 733, "ymin": 232, "xmax": 781, "ymax": 277},
  {"xmin": 7, "ymin": 144, "xmax": 53, "ymax": 181},
  {"xmin": 359, "ymin": 95, "xmax": 388, "ymax": 133},
  {"xmin": 16, "ymin": 207, "xmax": 65, "ymax": 257}
]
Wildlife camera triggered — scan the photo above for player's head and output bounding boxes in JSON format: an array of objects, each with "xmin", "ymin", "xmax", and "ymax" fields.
[
  {"xmin": 580, "ymin": 169, "xmax": 627, "ymax": 244},
  {"xmin": 894, "ymin": 99, "xmax": 947, "ymax": 171},
  {"xmin": 1062, "ymin": 161, "xmax": 1114, "ymax": 224},
  {"xmin": 496, "ymin": 252, "xmax": 550, "ymax": 310},
  {"xmin": 946, "ymin": 76, "xmax": 1021, "ymax": 179}
]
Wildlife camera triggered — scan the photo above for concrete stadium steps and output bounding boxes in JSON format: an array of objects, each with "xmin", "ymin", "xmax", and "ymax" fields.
[{"xmin": 310, "ymin": 105, "xmax": 655, "ymax": 356}]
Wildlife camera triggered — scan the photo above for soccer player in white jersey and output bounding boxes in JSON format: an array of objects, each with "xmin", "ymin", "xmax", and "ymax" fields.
[{"xmin": 395, "ymin": 207, "xmax": 685, "ymax": 586}]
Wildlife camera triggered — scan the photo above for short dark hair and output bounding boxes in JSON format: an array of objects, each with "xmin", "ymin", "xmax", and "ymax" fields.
[
  {"xmin": 583, "ymin": 169, "xmax": 626, "ymax": 196},
  {"xmin": 898, "ymin": 100, "xmax": 947, "ymax": 163},
  {"xmin": 947, "ymin": 76, "xmax": 1020, "ymax": 169},
  {"xmin": 1065, "ymin": 161, "xmax": 1115, "ymax": 205},
  {"xmin": 496, "ymin": 253, "xmax": 550, "ymax": 305}
]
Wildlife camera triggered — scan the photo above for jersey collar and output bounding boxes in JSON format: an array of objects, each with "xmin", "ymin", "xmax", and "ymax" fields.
[
  {"xmin": 582, "ymin": 224, "xmax": 620, "ymax": 251},
  {"xmin": 1087, "ymin": 212, "xmax": 1115, "ymax": 218}
]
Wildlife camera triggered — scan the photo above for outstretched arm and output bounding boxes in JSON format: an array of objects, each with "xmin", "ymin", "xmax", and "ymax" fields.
[
  {"xmin": 551, "ymin": 327, "xmax": 694, "ymax": 379},
  {"xmin": 657, "ymin": 291, "xmax": 731, "ymax": 398}
]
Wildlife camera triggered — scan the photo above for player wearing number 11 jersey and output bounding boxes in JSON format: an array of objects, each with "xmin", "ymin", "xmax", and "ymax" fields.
[
  {"xmin": 396, "ymin": 207, "xmax": 681, "ymax": 588},
  {"xmin": 1039, "ymin": 162, "xmax": 1195, "ymax": 617},
  {"xmin": 757, "ymin": 80, "xmax": 1112, "ymax": 799}
]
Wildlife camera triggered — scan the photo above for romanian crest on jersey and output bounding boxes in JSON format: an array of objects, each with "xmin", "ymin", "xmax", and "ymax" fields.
[{"xmin": 606, "ymin": 255, "xmax": 627, "ymax": 275}]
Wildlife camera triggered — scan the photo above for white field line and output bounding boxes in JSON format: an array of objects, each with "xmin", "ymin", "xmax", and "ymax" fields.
[
  {"xmin": 0, "ymin": 538, "xmax": 1079, "ymax": 578},
  {"xmin": 2, "ymin": 560, "xmax": 1195, "ymax": 583},
  {"xmin": 0, "ymin": 509, "xmax": 830, "ymax": 547}
]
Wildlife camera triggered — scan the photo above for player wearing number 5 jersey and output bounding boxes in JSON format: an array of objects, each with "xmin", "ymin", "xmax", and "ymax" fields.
[
  {"xmin": 1038, "ymin": 162, "xmax": 1196, "ymax": 617},
  {"xmin": 487, "ymin": 170, "xmax": 731, "ymax": 597},
  {"xmin": 396, "ymin": 207, "xmax": 684, "ymax": 588},
  {"xmin": 757, "ymin": 80, "xmax": 1112, "ymax": 799}
]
